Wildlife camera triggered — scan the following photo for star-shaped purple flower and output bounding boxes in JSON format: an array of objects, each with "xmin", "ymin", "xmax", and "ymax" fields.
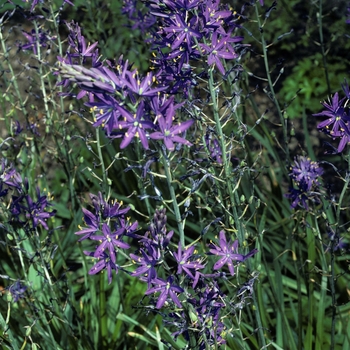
[
  {"xmin": 90, "ymin": 223, "xmax": 130, "ymax": 263},
  {"xmin": 208, "ymin": 231, "xmax": 258, "ymax": 276},
  {"xmin": 116, "ymin": 101, "xmax": 154, "ymax": 150},
  {"xmin": 149, "ymin": 101, "xmax": 194, "ymax": 151},
  {"xmin": 84, "ymin": 251, "xmax": 119, "ymax": 285},
  {"xmin": 145, "ymin": 276, "xmax": 184, "ymax": 309}
]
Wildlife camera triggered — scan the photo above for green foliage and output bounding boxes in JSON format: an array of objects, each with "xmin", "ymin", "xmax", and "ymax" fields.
[
  {"xmin": 0, "ymin": 0, "xmax": 349, "ymax": 349},
  {"xmin": 279, "ymin": 53, "xmax": 349, "ymax": 117}
]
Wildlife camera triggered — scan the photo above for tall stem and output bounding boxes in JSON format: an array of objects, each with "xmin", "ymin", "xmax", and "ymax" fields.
[
  {"xmin": 160, "ymin": 147, "xmax": 185, "ymax": 247},
  {"xmin": 254, "ymin": 5, "xmax": 290, "ymax": 168}
]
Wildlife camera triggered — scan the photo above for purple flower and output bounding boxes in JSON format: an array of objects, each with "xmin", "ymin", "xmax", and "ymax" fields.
[
  {"xmin": 19, "ymin": 28, "xmax": 56, "ymax": 55},
  {"xmin": 130, "ymin": 245, "xmax": 160, "ymax": 286},
  {"xmin": 75, "ymin": 208, "xmax": 100, "ymax": 242},
  {"xmin": 0, "ymin": 159, "xmax": 22, "ymax": 190},
  {"xmin": 24, "ymin": 188, "xmax": 56, "ymax": 230},
  {"xmin": 205, "ymin": 133, "xmax": 223, "ymax": 163},
  {"xmin": 313, "ymin": 92, "xmax": 350, "ymax": 152},
  {"xmin": 88, "ymin": 192, "xmax": 130, "ymax": 219},
  {"xmin": 8, "ymin": 280, "xmax": 27, "ymax": 303},
  {"xmin": 163, "ymin": 14, "xmax": 202, "ymax": 52},
  {"xmin": 136, "ymin": 208, "xmax": 174, "ymax": 251},
  {"xmin": 173, "ymin": 243, "xmax": 205, "ymax": 286},
  {"xmin": 208, "ymin": 230, "xmax": 258, "ymax": 276},
  {"xmin": 87, "ymin": 97, "xmax": 122, "ymax": 136},
  {"xmin": 58, "ymin": 63, "xmax": 122, "ymax": 95},
  {"xmin": 65, "ymin": 21, "xmax": 98, "ymax": 62},
  {"xmin": 341, "ymin": 79, "xmax": 350, "ymax": 99},
  {"xmin": 145, "ymin": 276, "xmax": 184, "ymax": 309},
  {"xmin": 123, "ymin": 71, "xmax": 168, "ymax": 101},
  {"xmin": 199, "ymin": 32, "xmax": 243, "ymax": 75},
  {"xmin": 90, "ymin": 223, "xmax": 130, "ymax": 263},
  {"xmin": 84, "ymin": 251, "xmax": 119, "ymax": 285},
  {"xmin": 149, "ymin": 101, "xmax": 194, "ymax": 151},
  {"xmin": 289, "ymin": 156, "xmax": 323, "ymax": 191},
  {"xmin": 116, "ymin": 101, "xmax": 155, "ymax": 149},
  {"xmin": 285, "ymin": 181, "xmax": 311, "ymax": 210}
]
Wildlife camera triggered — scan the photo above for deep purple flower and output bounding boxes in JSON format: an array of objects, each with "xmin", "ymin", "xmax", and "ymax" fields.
[
  {"xmin": 200, "ymin": 1, "xmax": 234, "ymax": 34},
  {"xmin": 118, "ymin": 217, "xmax": 139, "ymax": 238},
  {"xmin": 289, "ymin": 156, "xmax": 323, "ymax": 191},
  {"xmin": 199, "ymin": 32, "xmax": 243, "ymax": 75},
  {"xmin": 13, "ymin": 120, "xmax": 23, "ymax": 135},
  {"xmin": 19, "ymin": 28, "xmax": 56, "ymax": 55},
  {"xmin": 88, "ymin": 192, "xmax": 130, "ymax": 219},
  {"xmin": 314, "ymin": 93, "xmax": 349, "ymax": 133},
  {"xmin": 145, "ymin": 275, "xmax": 184, "ymax": 309},
  {"xmin": 65, "ymin": 21, "xmax": 98, "ymax": 62},
  {"xmin": 85, "ymin": 94, "xmax": 122, "ymax": 135},
  {"xmin": 116, "ymin": 101, "xmax": 155, "ymax": 149},
  {"xmin": 136, "ymin": 208, "xmax": 174, "ymax": 251},
  {"xmin": 130, "ymin": 245, "xmax": 160, "ymax": 286},
  {"xmin": 285, "ymin": 182, "xmax": 311, "ymax": 210},
  {"xmin": 84, "ymin": 250, "xmax": 119, "ymax": 284},
  {"xmin": 173, "ymin": 243, "xmax": 205, "ymax": 286},
  {"xmin": 8, "ymin": 280, "xmax": 27, "ymax": 302},
  {"xmin": 0, "ymin": 159, "xmax": 22, "ymax": 190},
  {"xmin": 123, "ymin": 71, "xmax": 168, "ymax": 101},
  {"xmin": 324, "ymin": 229, "xmax": 347, "ymax": 253},
  {"xmin": 90, "ymin": 223, "xmax": 130, "ymax": 263},
  {"xmin": 208, "ymin": 230, "xmax": 258, "ymax": 276},
  {"xmin": 24, "ymin": 188, "xmax": 56, "ymax": 230},
  {"xmin": 0, "ymin": 182, "xmax": 8, "ymax": 198},
  {"xmin": 75, "ymin": 208, "xmax": 100, "ymax": 241},
  {"xmin": 163, "ymin": 14, "xmax": 202, "ymax": 52},
  {"xmin": 313, "ymin": 92, "xmax": 350, "ymax": 152},
  {"xmin": 149, "ymin": 101, "xmax": 194, "ymax": 151}
]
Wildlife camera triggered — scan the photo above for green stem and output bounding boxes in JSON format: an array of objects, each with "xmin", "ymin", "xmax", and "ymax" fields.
[
  {"xmin": 254, "ymin": 5, "xmax": 290, "ymax": 165},
  {"xmin": 160, "ymin": 147, "xmax": 185, "ymax": 247},
  {"xmin": 99, "ymin": 275, "xmax": 108, "ymax": 345},
  {"xmin": 208, "ymin": 68, "xmax": 244, "ymax": 242}
]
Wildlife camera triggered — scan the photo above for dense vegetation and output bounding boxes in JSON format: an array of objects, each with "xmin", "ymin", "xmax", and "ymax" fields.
[{"xmin": 0, "ymin": 0, "xmax": 349, "ymax": 349}]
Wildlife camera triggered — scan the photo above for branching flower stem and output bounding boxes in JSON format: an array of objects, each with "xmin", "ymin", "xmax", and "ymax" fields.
[
  {"xmin": 159, "ymin": 146, "xmax": 185, "ymax": 247},
  {"xmin": 208, "ymin": 68, "xmax": 243, "ymax": 242},
  {"xmin": 254, "ymin": 5, "xmax": 290, "ymax": 167}
]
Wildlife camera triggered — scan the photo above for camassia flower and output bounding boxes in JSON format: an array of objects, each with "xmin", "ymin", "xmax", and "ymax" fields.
[
  {"xmin": 149, "ymin": 101, "xmax": 194, "ymax": 151},
  {"xmin": 313, "ymin": 92, "xmax": 350, "ymax": 153},
  {"xmin": 8, "ymin": 280, "xmax": 27, "ymax": 303},
  {"xmin": 199, "ymin": 32, "xmax": 243, "ymax": 75},
  {"xmin": 84, "ymin": 251, "xmax": 119, "ymax": 285},
  {"xmin": 24, "ymin": 188, "xmax": 56, "ymax": 230},
  {"xmin": 90, "ymin": 223, "xmax": 130, "ymax": 263},
  {"xmin": 116, "ymin": 101, "xmax": 154, "ymax": 149},
  {"xmin": 130, "ymin": 244, "xmax": 160, "ymax": 287},
  {"xmin": 145, "ymin": 276, "xmax": 184, "ymax": 309},
  {"xmin": 75, "ymin": 208, "xmax": 100, "ymax": 242},
  {"xmin": 208, "ymin": 230, "xmax": 258, "ymax": 276},
  {"xmin": 289, "ymin": 156, "xmax": 323, "ymax": 191},
  {"xmin": 173, "ymin": 243, "xmax": 205, "ymax": 286}
]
